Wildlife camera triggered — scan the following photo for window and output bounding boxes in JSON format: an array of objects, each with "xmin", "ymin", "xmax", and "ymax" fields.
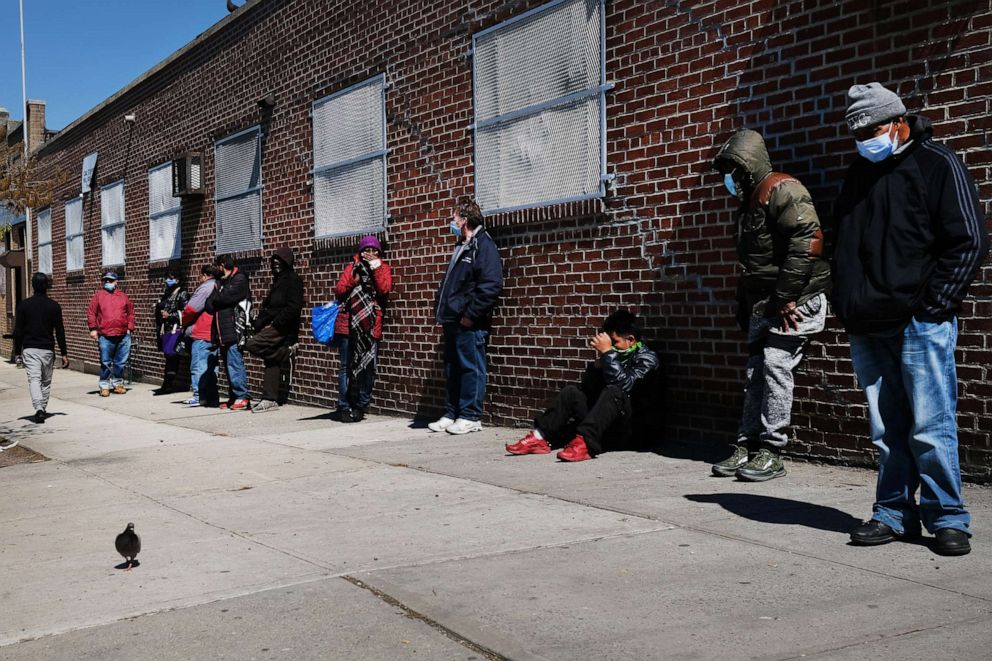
[
  {"xmin": 65, "ymin": 197, "xmax": 84, "ymax": 272},
  {"xmin": 101, "ymin": 180, "xmax": 126, "ymax": 266},
  {"xmin": 214, "ymin": 126, "xmax": 262, "ymax": 253},
  {"xmin": 36, "ymin": 207, "xmax": 53, "ymax": 275},
  {"xmin": 148, "ymin": 162, "xmax": 182, "ymax": 261},
  {"xmin": 473, "ymin": 0, "xmax": 608, "ymax": 214},
  {"xmin": 312, "ymin": 75, "xmax": 388, "ymax": 238}
]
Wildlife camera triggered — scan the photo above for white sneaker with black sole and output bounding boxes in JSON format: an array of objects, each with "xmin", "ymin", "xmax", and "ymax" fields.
[{"xmin": 446, "ymin": 418, "xmax": 482, "ymax": 435}]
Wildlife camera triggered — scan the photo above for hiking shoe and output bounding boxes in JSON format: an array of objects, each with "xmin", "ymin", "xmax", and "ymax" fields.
[
  {"xmin": 712, "ymin": 444, "xmax": 750, "ymax": 477},
  {"xmin": 33, "ymin": 410, "xmax": 46, "ymax": 424},
  {"xmin": 736, "ymin": 448, "xmax": 786, "ymax": 482},
  {"xmin": 184, "ymin": 396, "xmax": 200, "ymax": 407},
  {"xmin": 446, "ymin": 418, "xmax": 483, "ymax": 435},
  {"xmin": 849, "ymin": 519, "xmax": 920, "ymax": 546},
  {"xmin": 113, "ymin": 385, "xmax": 127, "ymax": 395},
  {"xmin": 934, "ymin": 528, "xmax": 971, "ymax": 556},
  {"xmin": 229, "ymin": 398, "xmax": 251, "ymax": 411},
  {"xmin": 99, "ymin": 388, "xmax": 111, "ymax": 397},
  {"xmin": 252, "ymin": 399, "xmax": 279, "ymax": 413},
  {"xmin": 427, "ymin": 416, "xmax": 455, "ymax": 432},
  {"xmin": 506, "ymin": 432, "xmax": 551, "ymax": 455},
  {"xmin": 557, "ymin": 435, "xmax": 593, "ymax": 462}
]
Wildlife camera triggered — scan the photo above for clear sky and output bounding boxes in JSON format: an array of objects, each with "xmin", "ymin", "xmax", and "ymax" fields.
[{"xmin": 1, "ymin": 0, "xmax": 231, "ymax": 130}]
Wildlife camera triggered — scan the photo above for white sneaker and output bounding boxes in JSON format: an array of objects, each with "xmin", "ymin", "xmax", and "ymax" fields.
[
  {"xmin": 427, "ymin": 416, "xmax": 455, "ymax": 432},
  {"xmin": 446, "ymin": 418, "xmax": 483, "ymax": 435}
]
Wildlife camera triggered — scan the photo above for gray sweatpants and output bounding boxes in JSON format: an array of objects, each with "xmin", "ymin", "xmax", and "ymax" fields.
[
  {"xmin": 22, "ymin": 348, "xmax": 56, "ymax": 413},
  {"xmin": 738, "ymin": 293, "xmax": 827, "ymax": 448}
]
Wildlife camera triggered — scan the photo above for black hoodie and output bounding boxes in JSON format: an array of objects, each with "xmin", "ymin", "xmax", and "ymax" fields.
[
  {"xmin": 831, "ymin": 115, "xmax": 989, "ymax": 334},
  {"xmin": 253, "ymin": 247, "xmax": 305, "ymax": 343}
]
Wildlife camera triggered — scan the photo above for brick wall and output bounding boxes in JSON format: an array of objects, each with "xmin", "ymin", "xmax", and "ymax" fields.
[{"xmin": 32, "ymin": 0, "xmax": 992, "ymax": 479}]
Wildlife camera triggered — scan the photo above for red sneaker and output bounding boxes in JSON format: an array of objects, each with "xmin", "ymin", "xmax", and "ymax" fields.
[
  {"xmin": 506, "ymin": 432, "xmax": 551, "ymax": 455},
  {"xmin": 557, "ymin": 435, "xmax": 593, "ymax": 462},
  {"xmin": 229, "ymin": 398, "xmax": 251, "ymax": 411}
]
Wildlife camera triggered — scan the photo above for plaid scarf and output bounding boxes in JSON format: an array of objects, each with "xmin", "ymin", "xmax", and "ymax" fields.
[{"xmin": 347, "ymin": 260, "xmax": 379, "ymax": 390}]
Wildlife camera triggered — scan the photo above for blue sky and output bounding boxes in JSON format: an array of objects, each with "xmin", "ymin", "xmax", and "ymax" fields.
[{"xmin": 1, "ymin": 1, "xmax": 230, "ymax": 130}]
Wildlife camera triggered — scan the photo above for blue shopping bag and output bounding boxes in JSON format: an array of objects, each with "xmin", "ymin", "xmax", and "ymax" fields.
[{"xmin": 311, "ymin": 301, "xmax": 340, "ymax": 345}]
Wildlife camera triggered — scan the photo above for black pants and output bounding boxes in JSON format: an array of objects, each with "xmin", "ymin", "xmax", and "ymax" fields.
[
  {"xmin": 534, "ymin": 384, "xmax": 632, "ymax": 455},
  {"xmin": 162, "ymin": 355, "xmax": 180, "ymax": 390},
  {"xmin": 245, "ymin": 327, "xmax": 292, "ymax": 402}
]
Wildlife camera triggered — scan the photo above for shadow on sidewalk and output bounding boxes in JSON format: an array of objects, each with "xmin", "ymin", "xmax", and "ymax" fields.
[{"xmin": 684, "ymin": 493, "xmax": 861, "ymax": 534}]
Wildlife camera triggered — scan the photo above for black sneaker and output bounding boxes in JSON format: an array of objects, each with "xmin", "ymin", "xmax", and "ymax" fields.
[
  {"xmin": 33, "ymin": 410, "xmax": 46, "ymax": 424},
  {"xmin": 849, "ymin": 519, "xmax": 920, "ymax": 546},
  {"xmin": 736, "ymin": 448, "xmax": 786, "ymax": 482},
  {"xmin": 934, "ymin": 528, "xmax": 971, "ymax": 556},
  {"xmin": 349, "ymin": 407, "xmax": 365, "ymax": 422}
]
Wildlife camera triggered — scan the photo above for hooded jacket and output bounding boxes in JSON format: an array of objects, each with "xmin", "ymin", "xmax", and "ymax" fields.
[
  {"xmin": 254, "ymin": 247, "xmax": 305, "ymax": 344},
  {"xmin": 714, "ymin": 130, "xmax": 831, "ymax": 307},
  {"xmin": 435, "ymin": 226, "xmax": 503, "ymax": 327},
  {"xmin": 831, "ymin": 115, "xmax": 989, "ymax": 334},
  {"xmin": 205, "ymin": 267, "xmax": 250, "ymax": 347}
]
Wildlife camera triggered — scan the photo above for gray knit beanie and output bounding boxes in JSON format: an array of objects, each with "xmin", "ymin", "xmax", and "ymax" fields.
[{"xmin": 845, "ymin": 83, "xmax": 906, "ymax": 130}]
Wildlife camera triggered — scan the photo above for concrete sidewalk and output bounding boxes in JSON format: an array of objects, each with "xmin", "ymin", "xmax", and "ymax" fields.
[{"xmin": 1, "ymin": 361, "xmax": 990, "ymax": 660}]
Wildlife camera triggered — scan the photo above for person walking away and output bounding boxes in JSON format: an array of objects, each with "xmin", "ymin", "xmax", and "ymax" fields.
[
  {"xmin": 13, "ymin": 272, "xmax": 69, "ymax": 423},
  {"xmin": 87, "ymin": 271, "xmax": 135, "ymax": 397},
  {"xmin": 332, "ymin": 235, "xmax": 392, "ymax": 422}
]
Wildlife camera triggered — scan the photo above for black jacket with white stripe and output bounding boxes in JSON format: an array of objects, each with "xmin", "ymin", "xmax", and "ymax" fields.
[{"xmin": 831, "ymin": 115, "xmax": 988, "ymax": 334}]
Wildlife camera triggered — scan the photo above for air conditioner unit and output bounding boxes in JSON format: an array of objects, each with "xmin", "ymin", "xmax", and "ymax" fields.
[{"xmin": 172, "ymin": 153, "xmax": 204, "ymax": 196}]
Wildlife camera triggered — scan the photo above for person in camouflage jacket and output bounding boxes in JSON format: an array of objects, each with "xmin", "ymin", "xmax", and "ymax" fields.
[{"xmin": 710, "ymin": 129, "xmax": 831, "ymax": 482}]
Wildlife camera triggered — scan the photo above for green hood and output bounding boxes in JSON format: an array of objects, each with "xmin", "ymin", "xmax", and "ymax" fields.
[{"xmin": 713, "ymin": 129, "xmax": 772, "ymax": 190}]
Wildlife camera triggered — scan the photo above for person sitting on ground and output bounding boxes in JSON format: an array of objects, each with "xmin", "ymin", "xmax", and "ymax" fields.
[
  {"xmin": 506, "ymin": 310, "xmax": 660, "ymax": 462},
  {"xmin": 245, "ymin": 247, "xmax": 305, "ymax": 413},
  {"xmin": 332, "ymin": 235, "xmax": 392, "ymax": 422},
  {"xmin": 13, "ymin": 272, "xmax": 69, "ymax": 424}
]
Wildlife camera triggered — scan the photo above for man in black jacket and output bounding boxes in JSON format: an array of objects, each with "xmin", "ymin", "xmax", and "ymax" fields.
[
  {"xmin": 429, "ymin": 198, "xmax": 503, "ymax": 435},
  {"xmin": 205, "ymin": 255, "xmax": 251, "ymax": 410},
  {"xmin": 833, "ymin": 83, "xmax": 989, "ymax": 556},
  {"xmin": 246, "ymin": 247, "xmax": 305, "ymax": 412},
  {"xmin": 13, "ymin": 272, "xmax": 69, "ymax": 424}
]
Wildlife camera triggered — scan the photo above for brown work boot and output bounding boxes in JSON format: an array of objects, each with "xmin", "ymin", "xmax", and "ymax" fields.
[{"xmin": 113, "ymin": 384, "xmax": 127, "ymax": 395}]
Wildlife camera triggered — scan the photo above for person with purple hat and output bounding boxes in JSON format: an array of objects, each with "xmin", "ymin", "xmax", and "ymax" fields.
[{"xmin": 332, "ymin": 235, "xmax": 392, "ymax": 422}]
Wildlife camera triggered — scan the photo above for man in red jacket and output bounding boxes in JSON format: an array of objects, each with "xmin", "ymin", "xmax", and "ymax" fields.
[{"xmin": 87, "ymin": 271, "xmax": 136, "ymax": 397}]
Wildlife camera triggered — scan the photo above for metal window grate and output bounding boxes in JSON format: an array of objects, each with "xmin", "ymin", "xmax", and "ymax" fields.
[
  {"xmin": 100, "ymin": 180, "xmax": 126, "ymax": 266},
  {"xmin": 148, "ymin": 162, "xmax": 182, "ymax": 261},
  {"xmin": 215, "ymin": 127, "xmax": 262, "ymax": 253},
  {"xmin": 36, "ymin": 207, "xmax": 53, "ymax": 275},
  {"xmin": 312, "ymin": 75, "xmax": 387, "ymax": 238},
  {"xmin": 65, "ymin": 198, "xmax": 84, "ymax": 272},
  {"xmin": 473, "ymin": 0, "xmax": 607, "ymax": 214}
]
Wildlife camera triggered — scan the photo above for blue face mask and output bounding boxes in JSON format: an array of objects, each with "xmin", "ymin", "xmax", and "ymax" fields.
[
  {"xmin": 856, "ymin": 125, "xmax": 897, "ymax": 163},
  {"xmin": 165, "ymin": 278, "xmax": 178, "ymax": 287},
  {"xmin": 724, "ymin": 173, "xmax": 740, "ymax": 198},
  {"xmin": 103, "ymin": 282, "xmax": 116, "ymax": 292},
  {"xmin": 450, "ymin": 220, "xmax": 463, "ymax": 237}
]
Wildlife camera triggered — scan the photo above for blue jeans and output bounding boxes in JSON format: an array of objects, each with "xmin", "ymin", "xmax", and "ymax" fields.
[
  {"xmin": 849, "ymin": 315, "xmax": 970, "ymax": 536},
  {"xmin": 442, "ymin": 323, "xmax": 489, "ymax": 421},
  {"xmin": 221, "ymin": 343, "xmax": 249, "ymax": 401},
  {"xmin": 332, "ymin": 335, "xmax": 378, "ymax": 410},
  {"xmin": 190, "ymin": 339, "xmax": 219, "ymax": 404},
  {"xmin": 98, "ymin": 334, "xmax": 131, "ymax": 389}
]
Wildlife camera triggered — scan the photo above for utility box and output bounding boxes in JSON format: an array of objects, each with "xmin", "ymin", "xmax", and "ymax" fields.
[{"xmin": 172, "ymin": 152, "xmax": 203, "ymax": 196}]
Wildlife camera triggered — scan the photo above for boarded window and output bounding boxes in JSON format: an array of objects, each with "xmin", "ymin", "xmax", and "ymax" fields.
[
  {"xmin": 36, "ymin": 207, "xmax": 52, "ymax": 275},
  {"xmin": 214, "ymin": 127, "xmax": 262, "ymax": 253},
  {"xmin": 473, "ymin": 0, "xmax": 607, "ymax": 214},
  {"xmin": 312, "ymin": 75, "xmax": 387, "ymax": 238},
  {"xmin": 101, "ymin": 180, "xmax": 126, "ymax": 266},
  {"xmin": 148, "ymin": 162, "xmax": 182, "ymax": 261},
  {"xmin": 65, "ymin": 198, "xmax": 85, "ymax": 272}
]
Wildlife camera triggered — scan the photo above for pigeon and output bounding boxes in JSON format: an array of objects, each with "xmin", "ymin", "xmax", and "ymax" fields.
[{"xmin": 115, "ymin": 522, "xmax": 141, "ymax": 570}]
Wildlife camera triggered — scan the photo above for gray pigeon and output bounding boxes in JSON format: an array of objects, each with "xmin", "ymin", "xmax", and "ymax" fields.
[{"xmin": 115, "ymin": 522, "xmax": 141, "ymax": 570}]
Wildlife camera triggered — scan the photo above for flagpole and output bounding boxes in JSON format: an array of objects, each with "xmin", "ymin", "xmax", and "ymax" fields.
[{"xmin": 20, "ymin": 0, "xmax": 33, "ymax": 287}]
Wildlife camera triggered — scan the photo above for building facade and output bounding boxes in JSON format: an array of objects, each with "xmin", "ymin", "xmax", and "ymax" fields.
[{"xmin": 31, "ymin": 0, "xmax": 992, "ymax": 477}]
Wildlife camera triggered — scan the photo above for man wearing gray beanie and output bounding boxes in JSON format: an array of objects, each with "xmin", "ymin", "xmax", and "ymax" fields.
[{"xmin": 832, "ymin": 81, "xmax": 989, "ymax": 557}]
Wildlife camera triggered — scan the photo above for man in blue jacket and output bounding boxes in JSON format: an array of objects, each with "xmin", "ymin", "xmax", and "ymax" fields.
[
  {"xmin": 833, "ymin": 83, "xmax": 989, "ymax": 556},
  {"xmin": 429, "ymin": 198, "xmax": 503, "ymax": 435}
]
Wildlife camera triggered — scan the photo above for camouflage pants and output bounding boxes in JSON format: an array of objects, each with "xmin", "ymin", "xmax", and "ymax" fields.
[{"xmin": 738, "ymin": 293, "xmax": 827, "ymax": 448}]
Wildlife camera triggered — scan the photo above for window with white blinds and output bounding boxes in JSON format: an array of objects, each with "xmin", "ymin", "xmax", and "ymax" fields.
[
  {"xmin": 214, "ymin": 127, "xmax": 262, "ymax": 253},
  {"xmin": 36, "ymin": 207, "xmax": 52, "ymax": 275},
  {"xmin": 148, "ymin": 162, "xmax": 182, "ymax": 261},
  {"xmin": 65, "ymin": 197, "xmax": 84, "ymax": 272},
  {"xmin": 312, "ymin": 75, "xmax": 387, "ymax": 238},
  {"xmin": 100, "ymin": 180, "xmax": 126, "ymax": 266},
  {"xmin": 473, "ymin": 0, "xmax": 608, "ymax": 214}
]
